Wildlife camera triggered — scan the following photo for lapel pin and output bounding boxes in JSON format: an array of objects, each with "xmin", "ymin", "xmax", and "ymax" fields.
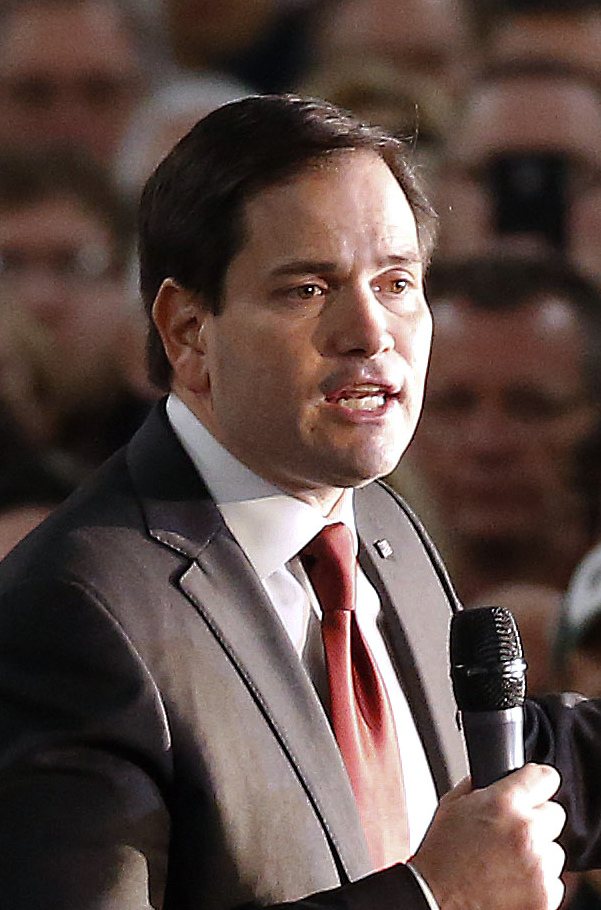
[{"xmin": 374, "ymin": 538, "xmax": 394, "ymax": 559}]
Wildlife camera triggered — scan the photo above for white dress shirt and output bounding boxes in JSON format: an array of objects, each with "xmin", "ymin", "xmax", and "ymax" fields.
[{"xmin": 166, "ymin": 394, "xmax": 438, "ymax": 853}]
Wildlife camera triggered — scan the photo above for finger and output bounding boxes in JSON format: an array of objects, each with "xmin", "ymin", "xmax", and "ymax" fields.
[
  {"xmin": 541, "ymin": 841, "xmax": 566, "ymax": 882},
  {"xmin": 495, "ymin": 763, "xmax": 561, "ymax": 809},
  {"xmin": 546, "ymin": 873, "xmax": 565, "ymax": 910},
  {"xmin": 532, "ymin": 800, "xmax": 567, "ymax": 843}
]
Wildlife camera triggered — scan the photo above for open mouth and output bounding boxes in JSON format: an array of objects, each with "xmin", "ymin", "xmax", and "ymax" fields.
[{"xmin": 326, "ymin": 383, "xmax": 398, "ymax": 412}]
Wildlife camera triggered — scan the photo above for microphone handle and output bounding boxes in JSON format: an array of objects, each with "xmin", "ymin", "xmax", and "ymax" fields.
[{"xmin": 461, "ymin": 706, "xmax": 525, "ymax": 789}]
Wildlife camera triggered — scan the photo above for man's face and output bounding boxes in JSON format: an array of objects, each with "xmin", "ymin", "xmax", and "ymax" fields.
[
  {"xmin": 0, "ymin": 195, "xmax": 128, "ymax": 401},
  {"xmin": 408, "ymin": 296, "xmax": 596, "ymax": 542},
  {"xmin": 177, "ymin": 151, "xmax": 432, "ymax": 511},
  {"xmin": 0, "ymin": 2, "xmax": 142, "ymax": 165}
]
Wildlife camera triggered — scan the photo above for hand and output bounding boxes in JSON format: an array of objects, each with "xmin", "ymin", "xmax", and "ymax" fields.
[{"xmin": 411, "ymin": 763, "xmax": 566, "ymax": 910}]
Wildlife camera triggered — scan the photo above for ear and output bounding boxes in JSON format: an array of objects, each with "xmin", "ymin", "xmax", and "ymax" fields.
[{"xmin": 152, "ymin": 278, "xmax": 210, "ymax": 393}]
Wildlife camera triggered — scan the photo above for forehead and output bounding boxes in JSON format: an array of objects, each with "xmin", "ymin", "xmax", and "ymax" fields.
[
  {"xmin": 429, "ymin": 295, "xmax": 586, "ymax": 387},
  {"xmin": 239, "ymin": 151, "xmax": 421, "ymax": 265}
]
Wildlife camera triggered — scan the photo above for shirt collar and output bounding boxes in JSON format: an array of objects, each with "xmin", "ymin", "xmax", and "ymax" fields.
[{"xmin": 166, "ymin": 394, "xmax": 357, "ymax": 579}]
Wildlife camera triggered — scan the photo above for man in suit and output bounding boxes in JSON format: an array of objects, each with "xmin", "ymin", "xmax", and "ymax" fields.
[{"xmin": 0, "ymin": 94, "xmax": 580, "ymax": 908}]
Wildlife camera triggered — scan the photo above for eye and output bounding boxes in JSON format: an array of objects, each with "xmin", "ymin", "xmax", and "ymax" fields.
[
  {"xmin": 294, "ymin": 283, "xmax": 326, "ymax": 300},
  {"xmin": 391, "ymin": 277, "xmax": 410, "ymax": 294},
  {"xmin": 372, "ymin": 273, "xmax": 412, "ymax": 296},
  {"xmin": 272, "ymin": 279, "xmax": 329, "ymax": 309}
]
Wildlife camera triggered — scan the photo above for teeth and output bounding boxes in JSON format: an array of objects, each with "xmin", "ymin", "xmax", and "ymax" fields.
[{"xmin": 338, "ymin": 395, "xmax": 386, "ymax": 410}]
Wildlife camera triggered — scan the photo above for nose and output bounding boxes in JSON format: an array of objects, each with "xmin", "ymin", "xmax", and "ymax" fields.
[{"xmin": 320, "ymin": 284, "xmax": 394, "ymax": 357}]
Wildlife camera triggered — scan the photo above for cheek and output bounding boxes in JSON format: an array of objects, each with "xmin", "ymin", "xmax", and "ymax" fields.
[
  {"xmin": 215, "ymin": 327, "xmax": 310, "ymax": 413},
  {"xmin": 395, "ymin": 311, "xmax": 433, "ymax": 373},
  {"xmin": 254, "ymin": 325, "xmax": 318, "ymax": 390},
  {"xmin": 419, "ymin": 324, "xmax": 435, "ymax": 373}
]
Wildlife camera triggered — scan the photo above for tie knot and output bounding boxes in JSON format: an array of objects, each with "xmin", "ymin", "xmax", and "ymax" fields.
[{"xmin": 301, "ymin": 522, "xmax": 356, "ymax": 614}]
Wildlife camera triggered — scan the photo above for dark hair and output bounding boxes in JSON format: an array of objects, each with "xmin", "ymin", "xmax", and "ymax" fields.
[
  {"xmin": 138, "ymin": 93, "xmax": 438, "ymax": 389},
  {"xmin": 0, "ymin": 147, "xmax": 135, "ymax": 276}
]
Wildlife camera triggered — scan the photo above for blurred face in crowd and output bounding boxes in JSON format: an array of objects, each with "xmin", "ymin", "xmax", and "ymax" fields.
[
  {"xmin": 408, "ymin": 295, "xmax": 596, "ymax": 545},
  {"xmin": 0, "ymin": 194, "xmax": 129, "ymax": 403},
  {"xmin": 159, "ymin": 152, "xmax": 433, "ymax": 513},
  {"xmin": 317, "ymin": 0, "xmax": 473, "ymax": 103},
  {"xmin": 450, "ymin": 74, "xmax": 601, "ymax": 168},
  {"xmin": 0, "ymin": 0, "xmax": 143, "ymax": 165},
  {"xmin": 490, "ymin": 10, "xmax": 601, "ymax": 84},
  {"xmin": 436, "ymin": 73, "xmax": 601, "ymax": 281}
]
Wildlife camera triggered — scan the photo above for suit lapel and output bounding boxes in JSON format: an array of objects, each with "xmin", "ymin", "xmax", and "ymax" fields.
[
  {"xmin": 355, "ymin": 483, "xmax": 469, "ymax": 792},
  {"xmin": 180, "ymin": 530, "xmax": 372, "ymax": 879},
  {"xmin": 127, "ymin": 404, "xmax": 372, "ymax": 880}
]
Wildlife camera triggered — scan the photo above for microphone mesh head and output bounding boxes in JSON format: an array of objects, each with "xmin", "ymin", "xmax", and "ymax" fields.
[{"xmin": 450, "ymin": 606, "xmax": 527, "ymax": 711}]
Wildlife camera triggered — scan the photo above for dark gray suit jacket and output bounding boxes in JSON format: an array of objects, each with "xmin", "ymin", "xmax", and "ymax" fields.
[{"xmin": 0, "ymin": 403, "xmax": 470, "ymax": 909}]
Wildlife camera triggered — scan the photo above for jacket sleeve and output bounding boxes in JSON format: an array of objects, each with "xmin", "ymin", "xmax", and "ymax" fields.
[
  {"xmin": 265, "ymin": 864, "xmax": 431, "ymax": 910},
  {"xmin": 0, "ymin": 571, "xmax": 432, "ymax": 910},
  {"xmin": 525, "ymin": 694, "xmax": 601, "ymax": 871},
  {"xmin": 0, "ymin": 574, "xmax": 172, "ymax": 908}
]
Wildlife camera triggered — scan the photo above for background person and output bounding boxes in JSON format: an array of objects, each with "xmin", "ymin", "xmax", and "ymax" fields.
[
  {"xmin": 483, "ymin": 0, "xmax": 601, "ymax": 84},
  {"xmin": 435, "ymin": 60, "xmax": 601, "ymax": 282},
  {"xmin": 0, "ymin": 0, "xmax": 166, "ymax": 167},
  {"xmin": 0, "ymin": 148, "xmax": 155, "ymax": 475},
  {"xmin": 394, "ymin": 256, "xmax": 601, "ymax": 603}
]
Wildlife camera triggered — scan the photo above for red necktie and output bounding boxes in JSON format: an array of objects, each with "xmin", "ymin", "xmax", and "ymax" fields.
[{"xmin": 301, "ymin": 522, "xmax": 410, "ymax": 869}]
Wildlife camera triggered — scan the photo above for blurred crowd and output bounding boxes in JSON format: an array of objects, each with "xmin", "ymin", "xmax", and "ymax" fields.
[{"xmin": 2, "ymin": 1, "xmax": 601, "ymax": 899}]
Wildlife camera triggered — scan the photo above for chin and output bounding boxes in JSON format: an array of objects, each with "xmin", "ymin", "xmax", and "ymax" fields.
[
  {"xmin": 302, "ymin": 431, "xmax": 408, "ymax": 490},
  {"xmin": 363, "ymin": 445, "xmax": 407, "ymax": 481},
  {"xmin": 328, "ymin": 454, "xmax": 403, "ymax": 489}
]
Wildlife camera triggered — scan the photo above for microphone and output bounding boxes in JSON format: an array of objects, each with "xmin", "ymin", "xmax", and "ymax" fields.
[{"xmin": 450, "ymin": 606, "xmax": 527, "ymax": 789}]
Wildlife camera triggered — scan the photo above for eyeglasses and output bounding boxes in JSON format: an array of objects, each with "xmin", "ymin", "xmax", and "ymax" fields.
[{"xmin": 0, "ymin": 243, "xmax": 116, "ymax": 286}]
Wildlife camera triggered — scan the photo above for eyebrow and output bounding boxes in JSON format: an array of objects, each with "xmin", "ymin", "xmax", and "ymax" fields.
[
  {"xmin": 270, "ymin": 254, "xmax": 423, "ymax": 278},
  {"xmin": 270, "ymin": 260, "xmax": 338, "ymax": 278}
]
